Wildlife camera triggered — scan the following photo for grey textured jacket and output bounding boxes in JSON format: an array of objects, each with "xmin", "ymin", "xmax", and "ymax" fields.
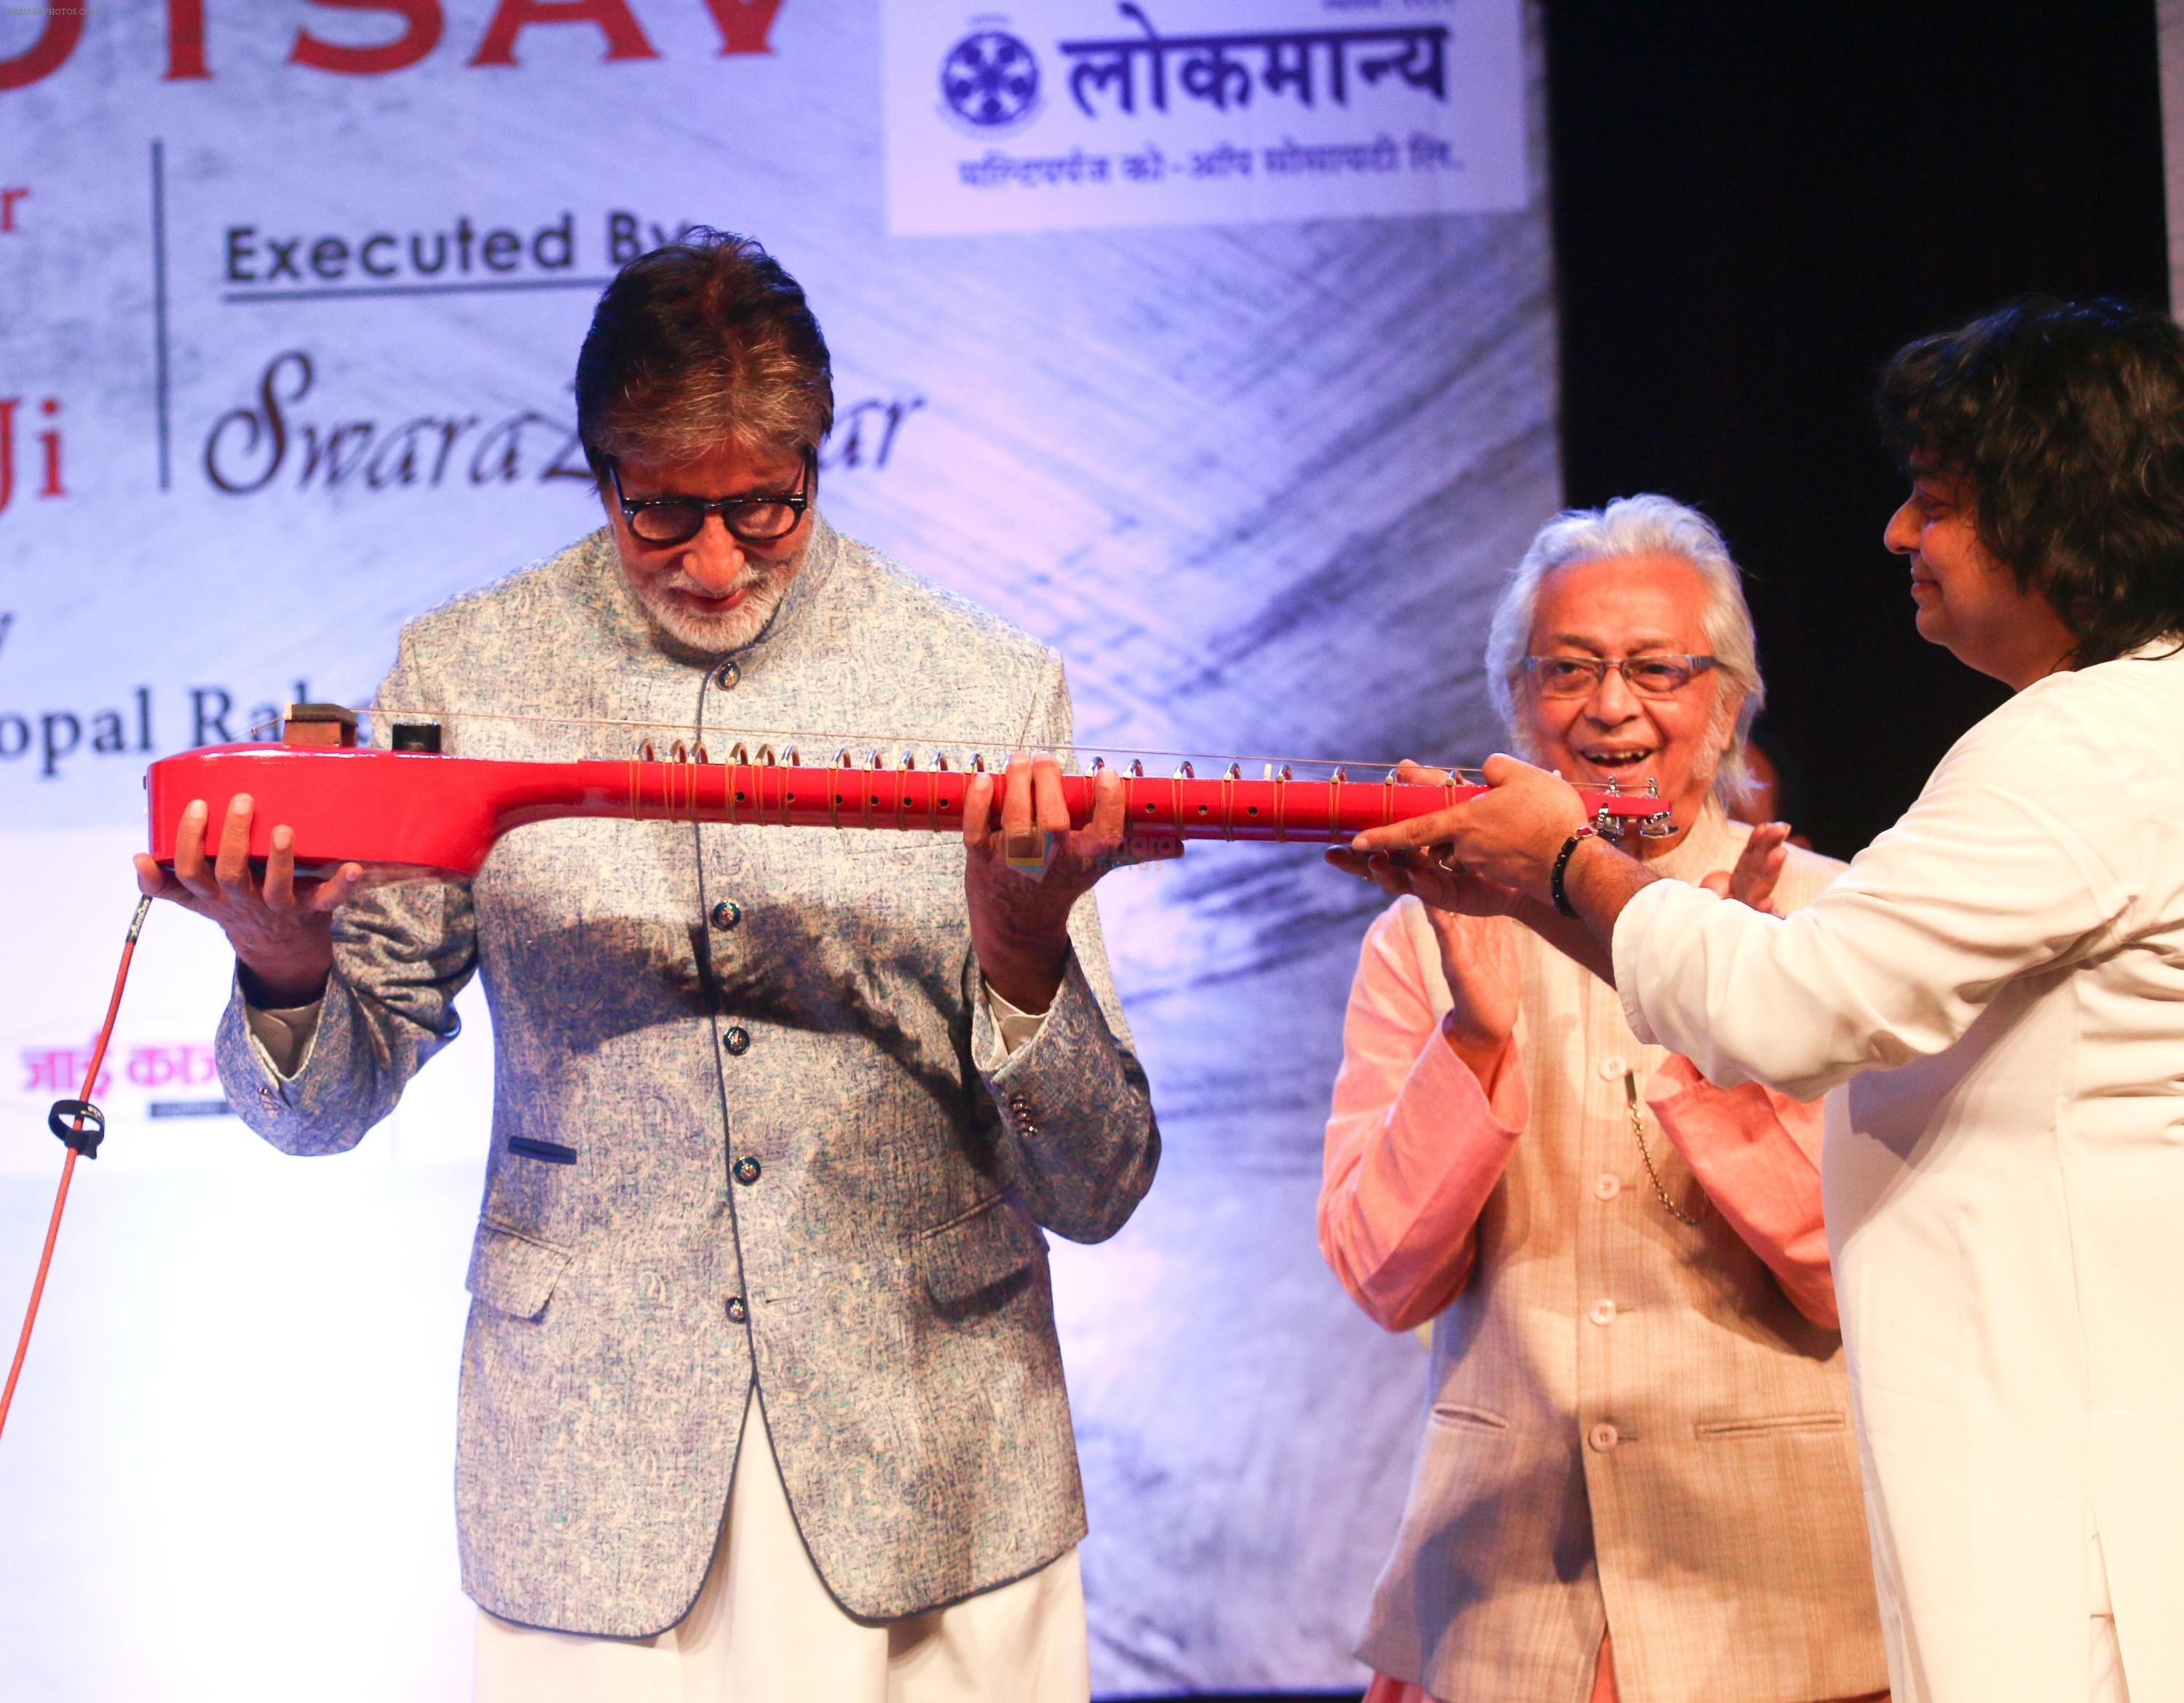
[{"xmin": 215, "ymin": 516, "xmax": 1160, "ymax": 1635}]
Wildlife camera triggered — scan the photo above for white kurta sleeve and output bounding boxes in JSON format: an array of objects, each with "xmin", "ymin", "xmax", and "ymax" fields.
[{"xmin": 1613, "ymin": 672, "xmax": 2141, "ymax": 1102}]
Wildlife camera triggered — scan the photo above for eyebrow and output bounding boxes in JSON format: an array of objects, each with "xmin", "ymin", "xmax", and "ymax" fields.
[{"xmin": 1538, "ymin": 633, "xmax": 1688, "ymax": 654}]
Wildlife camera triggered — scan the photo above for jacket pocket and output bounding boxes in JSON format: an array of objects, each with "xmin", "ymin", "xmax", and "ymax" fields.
[
  {"xmin": 467, "ymin": 1220, "xmax": 574, "ymax": 1321},
  {"xmin": 914, "ymin": 1194, "xmax": 1041, "ymax": 1309},
  {"xmin": 1428, "ymin": 1402, "xmax": 1511, "ymax": 1433},
  {"xmin": 1693, "ymin": 1411, "xmax": 1848, "ymax": 1440}
]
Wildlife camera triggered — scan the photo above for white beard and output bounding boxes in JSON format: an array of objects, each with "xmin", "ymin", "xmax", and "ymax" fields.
[{"xmin": 628, "ymin": 556, "xmax": 797, "ymax": 655}]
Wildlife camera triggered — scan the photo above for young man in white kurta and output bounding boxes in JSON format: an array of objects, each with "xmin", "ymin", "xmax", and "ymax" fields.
[{"xmin": 1613, "ymin": 640, "xmax": 2184, "ymax": 1700}]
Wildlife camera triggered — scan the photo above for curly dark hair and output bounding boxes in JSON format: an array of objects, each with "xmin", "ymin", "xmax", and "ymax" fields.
[
  {"xmin": 1875, "ymin": 296, "xmax": 2184, "ymax": 667},
  {"xmin": 575, "ymin": 229, "xmax": 833, "ymax": 480}
]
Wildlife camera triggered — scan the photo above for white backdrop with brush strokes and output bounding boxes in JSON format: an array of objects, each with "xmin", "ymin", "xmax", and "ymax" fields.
[{"xmin": 0, "ymin": 1, "xmax": 1557, "ymax": 1694}]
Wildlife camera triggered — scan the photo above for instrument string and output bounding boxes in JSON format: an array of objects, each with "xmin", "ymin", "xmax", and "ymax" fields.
[{"xmin": 291, "ymin": 703, "xmax": 1483, "ymax": 781}]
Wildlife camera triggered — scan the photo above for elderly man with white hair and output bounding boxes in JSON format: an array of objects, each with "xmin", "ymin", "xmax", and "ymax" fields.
[{"xmin": 1321, "ymin": 495, "xmax": 1888, "ymax": 1703}]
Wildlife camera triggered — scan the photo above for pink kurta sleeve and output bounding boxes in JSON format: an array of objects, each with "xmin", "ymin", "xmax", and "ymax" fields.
[
  {"xmin": 1319, "ymin": 907, "xmax": 1531, "ymax": 1334},
  {"xmin": 1645, "ymin": 1056, "xmax": 1837, "ymax": 1329}
]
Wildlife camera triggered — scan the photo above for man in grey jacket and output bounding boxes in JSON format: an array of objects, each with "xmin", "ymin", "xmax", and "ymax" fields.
[{"xmin": 135, "ymin": 232, "xmax": 1161, "ymax": 1702}]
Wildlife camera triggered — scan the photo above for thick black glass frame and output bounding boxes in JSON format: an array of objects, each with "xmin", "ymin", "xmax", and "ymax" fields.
[
  {"xmin": 609, "ymin": 450, "xmax": 815, "ymax": 547},
  {"xmin": 1521, "ymin": 652, "xmax": 1719, "ymax": 698}
]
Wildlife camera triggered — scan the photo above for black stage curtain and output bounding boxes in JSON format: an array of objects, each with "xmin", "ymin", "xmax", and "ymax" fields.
[{"xmin": 1546, "ymin": 1, "xmax": 2169, "ymax": 860}]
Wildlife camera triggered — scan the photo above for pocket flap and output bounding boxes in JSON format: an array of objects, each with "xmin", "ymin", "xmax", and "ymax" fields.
[
  {"xmin": 915, "ymin": 1195, "xmax": 1042, "ymax": 1308},
  {"xmin": 467, "ymin": 1220, "xmax": 574, "ymax": 1321}
]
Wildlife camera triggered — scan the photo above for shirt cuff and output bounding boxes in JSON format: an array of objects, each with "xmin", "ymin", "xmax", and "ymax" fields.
[
  {"xmin": 980, "ymin": 979, "xmax": 1048, "ymax": 1059},
  {"xmin": 1613, "ymin": 875, "xmax": 1696, "ymax": 1046},
  {"xmin": 244, "ymin": 996, "xmax": 323, "ymax": 1080}
]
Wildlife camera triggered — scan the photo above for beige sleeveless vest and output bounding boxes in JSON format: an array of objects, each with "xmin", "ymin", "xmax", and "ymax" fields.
[{"xmin": 1357, "ymin": 807, "xmax": 1888, "ymax": 1703}]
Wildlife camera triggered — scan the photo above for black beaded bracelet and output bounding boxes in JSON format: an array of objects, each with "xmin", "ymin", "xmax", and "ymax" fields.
[{"xmin": 1550, "ymin": 826, "xmax": 1598, "ymax": 919}]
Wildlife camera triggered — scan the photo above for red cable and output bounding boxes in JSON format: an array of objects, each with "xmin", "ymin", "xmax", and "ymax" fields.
[{"xmin": 0, "ymin": 896, "xmax": 153, "ymax": 1441}]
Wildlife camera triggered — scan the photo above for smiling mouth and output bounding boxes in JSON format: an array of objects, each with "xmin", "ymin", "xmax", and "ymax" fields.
[{"xmin": 1575, "ymin": 746, "xmax": 1656, "ymax": 775}]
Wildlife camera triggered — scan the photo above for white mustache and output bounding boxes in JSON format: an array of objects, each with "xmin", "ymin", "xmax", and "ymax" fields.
[{"xmin": 662, "ymin": 574, "xmax": 763, "ymax": 602}]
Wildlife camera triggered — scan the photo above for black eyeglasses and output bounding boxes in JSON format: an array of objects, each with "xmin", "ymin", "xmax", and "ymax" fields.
[
  {"xmin": 1522, "ymin": 653, "xmax": 1718, "ymax": 698},
  {"xmin": 609, "ymin": 451, "xmax": 815, "ymax": 548}
]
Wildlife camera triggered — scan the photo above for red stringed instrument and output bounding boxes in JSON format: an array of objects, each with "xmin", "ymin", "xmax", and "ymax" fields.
[{"xmin": 144, "ymin": 706, "xmax": 1673, "ymax": 877}]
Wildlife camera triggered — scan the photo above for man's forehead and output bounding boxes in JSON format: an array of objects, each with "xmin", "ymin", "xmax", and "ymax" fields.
[
  {"xmin": 1535, "ymin": 625, "xmax": 1690, "ymax": 654},
  {"xmin": 620, "ymin": 439, "xmax": 807, "ymax": 492},
  {"xmin": 1907, "ymin": 450, "xmax": 1970, "ymax": 490},
  {"xmin": 1532, "ymin": 553, "xmax": 1714, "ymax": 642}
]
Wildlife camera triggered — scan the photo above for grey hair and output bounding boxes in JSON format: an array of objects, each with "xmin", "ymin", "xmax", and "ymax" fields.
[{"xmin": 1483, "ymin": 494, "xmax": 1765, "ymax": 807}]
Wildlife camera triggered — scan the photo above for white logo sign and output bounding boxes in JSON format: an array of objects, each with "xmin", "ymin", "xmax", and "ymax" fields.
[{"xmin": 883, "ymin": 0, "xmax": 1527, "ymax": 235}]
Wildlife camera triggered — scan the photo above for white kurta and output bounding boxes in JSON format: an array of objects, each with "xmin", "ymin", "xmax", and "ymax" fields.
[{"xmin": 1612, "ymin": 643, "xmax": 2184, "ymax": 1703}]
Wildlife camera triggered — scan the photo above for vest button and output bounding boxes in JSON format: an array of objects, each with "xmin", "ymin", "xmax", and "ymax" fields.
[
  {"xmin": 733, "ymin": 1155, "xmax": 761, "ymax": 1186},
  {"xmin": 725, "ymin": 1296, "xmax": 748, "ymax": 1324},
  {"xmin": 723, "ymin": 1025, "xmax": 751, "ymax": 1056},
  {"xmin": 713, "ymin": 660, "xmax": 740, "ymax": 690},
  {"xmin": 1594, "ymin": 1173, "xmax": 1621, "ymax": 1201},
  {"xmin": 710, "ymin": 899, "xmax": 743, "ymax": 930},
  {"xmin": 1588, "ymin": 1421, "xmax": 1620, "ymax": 1453},
  {"xmin": 1588, "ymin": 1299, "xmax": 1618, "ymax": 1327},
  {"xmin": 1598, "ymin": 1055, "xmax": 1628, "ymax": 1081}
]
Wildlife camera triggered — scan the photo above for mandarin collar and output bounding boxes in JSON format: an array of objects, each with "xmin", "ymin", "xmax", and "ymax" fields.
[{"xmin": 1647, "ymin": 797, "xmax": 1742, "ymax": 885}]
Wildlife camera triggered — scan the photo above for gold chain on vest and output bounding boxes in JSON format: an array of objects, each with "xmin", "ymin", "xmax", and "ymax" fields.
[{"xmin": 1623, "ymin": 1071, "xmax": 1707, "ymax": 1226}]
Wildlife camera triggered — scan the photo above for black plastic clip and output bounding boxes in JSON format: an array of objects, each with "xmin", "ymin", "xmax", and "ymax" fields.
[{"xmin": 48, "ymin": 1099, "xmax": 106, "ymax": 1159}]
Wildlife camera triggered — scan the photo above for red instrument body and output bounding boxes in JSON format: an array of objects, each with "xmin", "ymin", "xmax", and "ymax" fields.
[{"xmin": 146, "ymin": 743, "xmax": 1666, "ymax": 877}]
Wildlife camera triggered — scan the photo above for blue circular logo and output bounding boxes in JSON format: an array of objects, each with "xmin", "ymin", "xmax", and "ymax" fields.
[{"xmin": 941, "ymin": 31, "xmax": 1040, "ymax": 130}]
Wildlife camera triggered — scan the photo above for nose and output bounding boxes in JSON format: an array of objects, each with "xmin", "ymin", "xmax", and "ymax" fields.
[
  {"xmin": 1583, "ymin": 663, "xmax": 1643, "ymax": 725},
  {"xmin": 1883, "ymin": 496, "xmax": 1920, "ymax": 556},
  {"xmin": 678, "ymin": 515, "xmax": 748, "ymax": 589}
]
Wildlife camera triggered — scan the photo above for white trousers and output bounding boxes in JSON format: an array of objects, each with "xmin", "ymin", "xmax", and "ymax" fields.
[{"xmin": 474, "ymin": 1394, "xmax": 1089, "ymax": 1703}]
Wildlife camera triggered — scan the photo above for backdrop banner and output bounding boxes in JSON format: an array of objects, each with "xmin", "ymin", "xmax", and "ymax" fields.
[{"xmin": 0, "ymin": 2, "xmax": 1556, "ymax": 1696}]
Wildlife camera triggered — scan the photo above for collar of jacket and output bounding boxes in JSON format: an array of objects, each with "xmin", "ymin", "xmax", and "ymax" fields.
[{"xmin": 1645, "ymin": 797, "xmax": 1740, "ymax": 883}]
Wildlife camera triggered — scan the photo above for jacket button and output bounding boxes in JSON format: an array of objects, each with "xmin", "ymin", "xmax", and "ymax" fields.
[
  {"xmin": 725, "ymin": 1296, "xmax": 748, "ymax": 1324},
  {"xmin": 713, "ymin": 660, "xmax": 740, "ymax": 690},
  {"xmin": 1588, "ymin": 1421, "xmax": 1620, "ymax": 1452},
  {"xmin": 732, "ymin": 1155, "xmax": 761, "ymax": 1185},
  {"xmin": 723, "ymin": 1025, "xmax": 751, "ymax": 1056},
  {"xmin": 710, "ymin": 899, "xmax": 742, "ymax": 930}
]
